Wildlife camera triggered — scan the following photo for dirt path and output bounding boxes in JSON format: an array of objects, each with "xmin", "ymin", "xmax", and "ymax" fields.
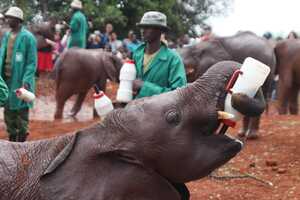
[{"xmin": 0, "ymin": 75, "xmax": 299, "ymax": 199}]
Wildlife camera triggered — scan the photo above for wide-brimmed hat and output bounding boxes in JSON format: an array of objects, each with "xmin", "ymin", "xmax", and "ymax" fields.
[
  {"xmin": 137, "ymin": 11, "xmax": 170, "ymax": 31},
  {"xmin": 71, "ymin": 0, "xmax": 82, "ymax": 9},
  {"xmin": 5, "ymin": 7, "xmax": 23, "ymax": 21}
]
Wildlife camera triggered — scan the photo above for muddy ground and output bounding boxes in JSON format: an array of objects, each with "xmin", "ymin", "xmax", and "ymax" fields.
[{"xmin": 0, "ymin": 74, "xmax": 299, "ymax": 200}]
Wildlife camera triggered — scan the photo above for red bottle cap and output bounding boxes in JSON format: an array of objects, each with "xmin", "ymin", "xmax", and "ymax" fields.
[
  {"xmin": 222, "ymin": 119, "xmax": 236, "ymax": 128},
  {"xmin": 93, "ymin": 91, "xmax": 104, "ymax": 99},
  {"xmin": 125, "ymin": 59, "xmax": 135, "ymax": 64}
]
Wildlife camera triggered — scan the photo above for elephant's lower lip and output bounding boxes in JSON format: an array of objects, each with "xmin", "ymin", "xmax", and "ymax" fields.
[
  {"xmin": 225, "ymin": 132, "xmax": 244, "ymax": 147},
  {"xmin": 225, "ymin": 137, "xmax": 243, "ymax": 154}
]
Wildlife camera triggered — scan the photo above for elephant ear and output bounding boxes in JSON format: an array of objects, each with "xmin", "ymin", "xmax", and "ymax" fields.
[
  {"xmin": 39, "ymin": 132, "xmax": 79, "ymax": 200},
  {"xmin": 39, "ymin": 131, "xmax": 116, "ymax": 200},
  {"xmin": 104, "ymin": 53, "xmax": 123, "ymax": 82}
]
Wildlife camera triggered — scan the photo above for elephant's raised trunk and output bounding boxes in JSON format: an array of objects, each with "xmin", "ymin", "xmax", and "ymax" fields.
[{"xmin": 182, "ymin": 61, "xmax": 240, "ymax": 111}]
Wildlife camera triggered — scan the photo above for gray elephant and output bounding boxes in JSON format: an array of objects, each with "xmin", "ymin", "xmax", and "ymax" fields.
[
  {"xmin": 0, "ymin": 61, "xmax": 265, "ymax": 200},
  {"xmin": 274, "ymin": 39, "xmax": 300, "ymax": 114},
  {"xmin": 54, "ymin": 48, "xmax": 123, "ymax": 119},
  {"xmin": 180, "ymin": 31, "xmax": 276, "ymax": 139}
]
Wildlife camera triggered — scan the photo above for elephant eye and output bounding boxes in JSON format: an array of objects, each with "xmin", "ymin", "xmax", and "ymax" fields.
[{"xmin": 165, "ymin": 109, "xmax": 181, "ymax": 125}]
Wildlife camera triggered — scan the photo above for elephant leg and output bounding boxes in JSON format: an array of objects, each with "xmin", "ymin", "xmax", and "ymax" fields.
[
  {"xmin": 277, "ymin": 79, "xmax": 290, "ymax": 115},
  {"xmin": 245, "ymin": 116, "xmax": 260, "ymax": 140},
  {"xmin": 54, "ymin": 84, "xmax": 74, "ymax": 119},
  {"xmin": 288, "ymin": 86, "xmax": 299, "ymax": 115},
  {"xmin": 69, "ymin": 91, "xmax": 88, "ymax": 117},
  {"xmin": 237, "ymin": 117, "xmax": 250, "ymax": 137}
]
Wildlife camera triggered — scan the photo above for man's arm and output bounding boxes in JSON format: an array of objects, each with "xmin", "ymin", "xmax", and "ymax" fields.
[
  {"xmin": 136, "ymin": 56, "xmax": 187, "ymax": 97},
  {"xmin": 0, "ymin": 75, "xmax": 8, "ymax": 106},
  {"xmin": 22, "ymin": 35, "xmax": 37, "ymax": 92}
]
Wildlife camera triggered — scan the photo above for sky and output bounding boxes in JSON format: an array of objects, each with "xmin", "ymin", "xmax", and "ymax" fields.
[{"xmin": 208, "ymin": 0, "xmax": 300, "ymax": 37}]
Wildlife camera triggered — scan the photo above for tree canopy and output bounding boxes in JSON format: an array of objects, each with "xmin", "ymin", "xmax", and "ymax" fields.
[{"xmin": 0, "ymin": 0, "xmax": 232, "ymax": 38}]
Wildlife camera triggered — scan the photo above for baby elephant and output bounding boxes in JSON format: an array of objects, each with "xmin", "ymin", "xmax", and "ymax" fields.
[
  {"xmin": 54, "ymin": 48, "xmax": 123, "ymax": 119},
  {"xmin": 0, "ymin": 61, "xmax": 265, "ymax": 200}
]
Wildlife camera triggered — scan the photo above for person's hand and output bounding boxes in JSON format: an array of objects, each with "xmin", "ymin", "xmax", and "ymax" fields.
[
  {"xmin": 132, "ymin": 79, "xmax": 144, "ymax": 96},
  {"xmin": 22, "ymin": 83, "xmax": 30, "ymax": 90}
]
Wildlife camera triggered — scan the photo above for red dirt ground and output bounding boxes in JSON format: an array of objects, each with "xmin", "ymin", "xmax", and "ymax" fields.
[{"xmin": 0, "ymin": 74, "xmax": 299, "ymax": 200}]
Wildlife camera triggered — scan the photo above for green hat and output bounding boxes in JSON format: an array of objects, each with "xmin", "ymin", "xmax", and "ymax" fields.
[{"xmin": 137, "ymin": 11, "xmax": 170, "ymax": 31}]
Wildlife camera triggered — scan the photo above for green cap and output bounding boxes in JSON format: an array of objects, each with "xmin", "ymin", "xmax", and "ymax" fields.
[{"xmin": 137, "ymin": 11, "xmax": 170, "ymax": 31}]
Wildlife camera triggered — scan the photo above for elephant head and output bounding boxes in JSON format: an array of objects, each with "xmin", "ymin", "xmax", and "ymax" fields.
[
  {"xmin": 41, "ymin": 61, "xmax": 265, "ymax": 199},
  {"xmin": 180, "ymin": 39, "xmax": 231, "ymax": 82},
  {"xmin": 102, "ymin": 51, "xmax": 123, "ymax": 82}
]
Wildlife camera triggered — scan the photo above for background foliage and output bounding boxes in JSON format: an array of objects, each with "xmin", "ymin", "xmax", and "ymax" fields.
[{"xmin": 0, "ymin": 0, "xmax": 232, "ymax": 38}]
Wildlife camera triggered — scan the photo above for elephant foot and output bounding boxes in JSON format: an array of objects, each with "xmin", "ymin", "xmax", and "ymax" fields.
[
  {"xmin": 245, "ymin": 130, "xmax": 259, "ymax": 140},
  {"xmin": 237, "ymin": 129, "xmax": 247, "ymax": 138},
  {"xmin": 68, "ymin": 111, "xmax": 77, "ymax": 118},
  {"xmin": 54, "ymin": 113, "xmax": 63, "ymax": 119}
]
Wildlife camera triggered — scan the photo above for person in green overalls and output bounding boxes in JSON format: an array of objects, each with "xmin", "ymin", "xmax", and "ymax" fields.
[
  {"xmin": 132, "ymin": 11, "xmax": 189, "ymax": 200},
  {"xmin": 67, "ymin": 0, "xmax": 88, "ymax": 49},
  {"xmin": 0, "ymin": 7, "xmax": 37, "ymax": 142},
  {"xmin": 132, "ymin": 11, "xmax": 187, "ymax": 99},
  {"xmin": 0, "ymin": 76, "xmax": 8, "ymax": 106}
]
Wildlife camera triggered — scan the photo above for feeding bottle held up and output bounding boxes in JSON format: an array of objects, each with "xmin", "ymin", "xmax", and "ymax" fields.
[
  {"xmin": 94, "ymin": 90, "xmax": 114, "ymax": 118},
  {"xmin": 116, "ymin": 60, "xmax": 137, "ymax": 102},
  {"xmin": 15, "ymin": 87, "xmax": 35, "ymax": 103},
  {"xmin": 224, "ymin": 57, "xmax": 270, "ymax": 125}
]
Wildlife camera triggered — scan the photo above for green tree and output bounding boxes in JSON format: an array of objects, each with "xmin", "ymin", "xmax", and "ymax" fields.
[{"xmin": 0, "ymin": 0, "xmax": 232, "ymax": 38}]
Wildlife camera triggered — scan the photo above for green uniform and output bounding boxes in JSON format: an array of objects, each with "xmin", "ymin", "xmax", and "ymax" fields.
[
  {"xmin": 67, "ymin": 10, "xmax": 88, "ymax": 48},
  {"xmin": 0, "ymin": 75, "xmax": 8, "ymax": 106},
  {"xmin": 133, "ymin": 43, "xmax": 187, "ymax": 98},
  {"xmin": 0, "ymin": 27, "xmax": 37, "ymax": 141}
]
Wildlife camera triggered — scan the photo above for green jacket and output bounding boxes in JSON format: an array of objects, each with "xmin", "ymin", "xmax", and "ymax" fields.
[
  {"xmin": 133, "ymin": 43, "xmax": 187, "ymax": 98},
  {"xmin": 0, "ymin": 27, "xmax": 37, "ymax": 110},
  {"xmin": 0, "ymin": 75, "xmax": 8, "ymax": 106},
  {"xmin": 67, "ymin": 10, "xmax": 88, "ymax": 48}
]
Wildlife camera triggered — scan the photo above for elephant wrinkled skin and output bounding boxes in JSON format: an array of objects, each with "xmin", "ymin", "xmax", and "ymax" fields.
[
  {"xmin": 0, "ymin": 61, "xmax": 265, "ymax": 200},
  {"xmin": 54, "ymin": 48, "xmax": 123, "ymax": 119},
  {"xmin": 180, "ymin": 31, "xmax": 276, "ymax": 139}
]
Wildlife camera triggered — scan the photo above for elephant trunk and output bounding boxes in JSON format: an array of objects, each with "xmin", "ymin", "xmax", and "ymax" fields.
[
  {"xmin": 183, "ymin": 61, "xmax": 240, "ymax": 111},
  {"xmin": 184, "ymin": 61, "xmax": 267, "ymax": 121}
]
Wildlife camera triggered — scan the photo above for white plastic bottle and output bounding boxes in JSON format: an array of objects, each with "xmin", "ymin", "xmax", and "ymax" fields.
[
  {"xmin": 224, "ymin": 57, "xmax": 271, "ymax": 122},
  {"xmin": 116, "ymin": 60, "xmax": 137, "ymax": 102},
  {"xmin": 94, "ymin": 91, "xmax": 114, "ymax": 118},
  {"xmin": 15, "ymin": 88, "xmax": 35, "ymax": 103}
]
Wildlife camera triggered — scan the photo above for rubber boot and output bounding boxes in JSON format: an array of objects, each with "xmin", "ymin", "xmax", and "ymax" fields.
[
  {"xmin": 9, "ymin": 135, "xmax": 17, "ymax": 142},
  {"xmin": 17, "ymin": 132, "xmax": 29, "ymax": 142}
]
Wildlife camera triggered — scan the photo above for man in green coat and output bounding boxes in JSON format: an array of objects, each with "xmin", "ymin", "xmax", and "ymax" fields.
[
  {"xmin": 67, "ymin": 0, "xmax": 88, "ymax": 48},
  {"xmin": 132, "ymin": 11, "xmax": 189, "ymax": 200},
  {"xmin": 132, "ymin": 11, "xmax": 187, "ymax": 99},
  {"xmin": 0, "ymin": 76, "xmax": 8, "ymax": 105},
  {"xmin": 0, "ymin": 7, "xmax": 37, "ymax": 142}
]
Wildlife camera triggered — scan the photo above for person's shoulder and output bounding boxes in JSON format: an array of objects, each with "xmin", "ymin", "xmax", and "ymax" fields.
[
  {"xmin": 22, "ymin": 28, "xmax": 35, "ymax": 38},
  {"xmin": 21, "ymin": 28, "xmax": 37, "ymax": 43},
  {"xmin": 75, "ymin": 11, "xmax": 86, "ymax": 18},
  {"xmin": 162, "ymin": 45, "xmax": 181, "ymax": 59},
  {"xmin": 135, "ymin": 43, "xmax": 146, "ymax": 50}
]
